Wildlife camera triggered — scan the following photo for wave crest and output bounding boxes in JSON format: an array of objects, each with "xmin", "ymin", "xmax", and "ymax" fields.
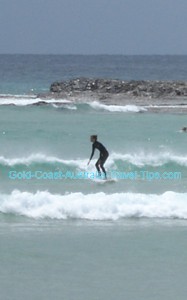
[
  {"xmin": 88, "ymin": 101, "xmax": 147, "ymax": 112},
  {"xmin": 0, "ymin": 190, "xmax": 187, "ymax": 220},
  {"xmin": 0, "ymin": 152, "xmax": 187, "ymax": 170}
]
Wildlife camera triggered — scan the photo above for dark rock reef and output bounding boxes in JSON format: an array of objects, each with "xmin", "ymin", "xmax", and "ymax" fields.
[
  {"xmin": 37, "ymin": 78, "xmax": 187, "ymax": 112},
  {"xmin": 49, "ymin": 78, "xmax": 187, "ymax": 99}
]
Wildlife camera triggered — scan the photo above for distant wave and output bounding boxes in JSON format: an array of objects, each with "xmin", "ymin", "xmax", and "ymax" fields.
[
  {"xmin": 0, "ymin": 94, "xmax": 36, "ymax": 98},
  {"xmin": 0, "ymin": 95, "xmax": 72, "ymax": 106},
  {"xmin": 88, "ymin": 101, "xmax": 147, "ymax": 112},
  {"xmin": 3, "ymin": 96, "xmax": 186, "ymax": 114},
  {"xmin": 52, "ymin": 103, "xmax": 77, "ymax": 110},
  {"xmin": 0, "ymin": 95, "xmax": 147, "ymax": 113},
  {"xmin": 0, "ymin": 190, "xmax": 187, "ymax": 220}
]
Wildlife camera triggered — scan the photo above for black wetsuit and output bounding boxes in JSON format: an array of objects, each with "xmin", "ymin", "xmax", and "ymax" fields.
[{"xmin": 89, "ymin": 141, "xmax": 109, "ymax": 177}]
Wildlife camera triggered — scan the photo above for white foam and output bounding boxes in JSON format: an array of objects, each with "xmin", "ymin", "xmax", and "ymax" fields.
[
  {"xmin": 0, "ymin": 153, "xmax": 87, "ymax": 168},
  {"xmin": 0, "ymin": 94, "xmax": 36, "ymax": 98},
  {"xmin": 146, "ymin": 105, "xmax": 187, "ymax": 109},
  {"xmin": 108, "ymin": 151, "xmax": 187, "ymax": 167},
  {"xmin": 88, "ymin": 101, "xmax": 147, "ymax": 112},
  {"xmin": 1, "ymin": 151, "xmax": 187, "ymax": 168},
  {"xmin": 0, "ymin": 190, "xmax": 187, "ymax": 220},
  {"xmin": 52, "ymin": 104, "xmax": 77, "ymax": 110},
  {"xmin": 0, "ymin": 96, "xmax": 71, "ymax": 106}
]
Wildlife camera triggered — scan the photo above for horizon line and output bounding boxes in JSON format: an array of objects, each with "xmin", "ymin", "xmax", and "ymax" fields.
[{"xmin": 1, "ymin": 53, "xmax": 187, "ymax": 56}]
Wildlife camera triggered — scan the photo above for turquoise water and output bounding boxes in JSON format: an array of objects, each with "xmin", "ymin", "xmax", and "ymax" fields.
[
  {"xmin": 1, "ymin": 55, "xmax": 187, "ymax": 300},
  {"xmin": 1, "ymin": 220, "xmax": 187, "ymax": 300},
  {"xmin": 1, "ymin": 104, "xmax": 187, "ymax": 196}
]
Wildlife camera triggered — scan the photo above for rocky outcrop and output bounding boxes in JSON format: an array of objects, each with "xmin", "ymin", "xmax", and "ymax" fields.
[{"xmin": 50, "ymin": 78, "xmax": 187, "ymax": 99}]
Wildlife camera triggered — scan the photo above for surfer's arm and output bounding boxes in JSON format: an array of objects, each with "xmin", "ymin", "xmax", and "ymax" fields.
[{"xmin": 88, "ymin": 144, "xmax": 95, "ymax": 164}]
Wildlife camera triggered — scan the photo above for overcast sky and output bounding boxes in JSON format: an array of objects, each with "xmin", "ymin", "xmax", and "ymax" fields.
[{"xmin": 0, "ymin": 0, "xmax": 187, "ymax": 55}]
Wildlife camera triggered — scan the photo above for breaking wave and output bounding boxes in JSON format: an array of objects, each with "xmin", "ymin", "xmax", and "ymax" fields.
[
  {"xmin": 0, "ymin": 152, "xmax": 187, "ymax": 171},
  {"xmin": 0, "ymin": 190, "xmax": 187, "ymax": 220},
  {"xmin": 88, "ymin": 101, "xmax": 147, "ymax": 112}
]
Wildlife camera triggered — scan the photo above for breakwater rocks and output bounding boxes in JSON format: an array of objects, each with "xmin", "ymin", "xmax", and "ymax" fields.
[
  {"xmin": 37, "ymin": 78, "xmax": 187, "ymax": 112},
  {"xmin": 49, "ymin": 78, "xmax": 187, "ymax": 99}
]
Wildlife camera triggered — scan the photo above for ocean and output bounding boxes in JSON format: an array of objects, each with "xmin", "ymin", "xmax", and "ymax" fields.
[{"xmin": 0, "ymin": 55, "xmax": 187, "ymax": 300}]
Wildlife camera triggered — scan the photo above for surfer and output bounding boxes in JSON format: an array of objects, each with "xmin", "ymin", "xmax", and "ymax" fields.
[{"xmin": 87, "ymin": 135, "xmax": 109, "ymax": 179}]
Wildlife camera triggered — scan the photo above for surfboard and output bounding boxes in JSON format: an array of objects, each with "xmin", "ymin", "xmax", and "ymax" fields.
[{"xmin": 93, "ymin": 178, "xmax": 117, "ymax": 184}]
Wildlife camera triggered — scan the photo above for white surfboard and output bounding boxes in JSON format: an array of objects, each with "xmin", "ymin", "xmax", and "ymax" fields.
[{"xmin": 93, "ymin": 178, "xmax": 117, "ymax": 184}]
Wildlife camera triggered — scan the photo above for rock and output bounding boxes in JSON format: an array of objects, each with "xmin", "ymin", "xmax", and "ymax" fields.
[
  {"xmin": 32, "ymin": 101, "xmax": 48, "ymax": 106},
  {"xmin": 33, "ymin": 78, "xmax": 187, "ymax": 101}
]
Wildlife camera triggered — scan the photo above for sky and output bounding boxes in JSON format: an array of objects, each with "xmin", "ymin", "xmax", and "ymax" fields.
[{"xmin": 0, "ymin": 0, "xmax": 187, "ymax": 55}]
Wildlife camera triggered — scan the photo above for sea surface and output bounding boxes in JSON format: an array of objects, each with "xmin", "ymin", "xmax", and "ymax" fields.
[{"xmin": 0, "ymin": 55, "xmax": 187, "ymax": 300}]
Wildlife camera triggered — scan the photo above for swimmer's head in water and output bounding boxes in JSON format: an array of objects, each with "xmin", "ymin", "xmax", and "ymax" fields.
[
  {"xmin": 182, "ymin": 127, "xmax": 187, "ymax": 132},
  {"xmin": 90, "ymin": 135, "xmax": 97, "ymax": 142}
]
